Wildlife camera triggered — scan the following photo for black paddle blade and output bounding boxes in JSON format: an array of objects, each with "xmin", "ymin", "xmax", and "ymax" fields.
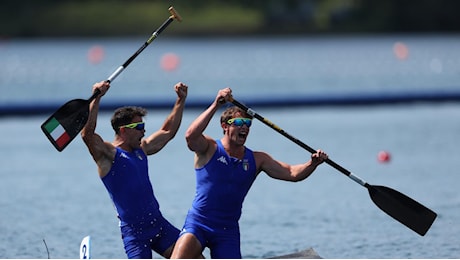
[
  {"xmin": 367, "ymin": 185, "xmax": 437, "ymax": 236},
  {"xmin": 41, "ymin": 99, "xmax": 90, "ymax": 152}
]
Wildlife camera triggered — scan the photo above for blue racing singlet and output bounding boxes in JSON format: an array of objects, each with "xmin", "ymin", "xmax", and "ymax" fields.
[
  {"xmin": 102, "ymin": 147, "xmax": 161, "ymax": 226},
  {"xmin": 190, "ymin": 140, "xmax": 257, "ymax": 223}
]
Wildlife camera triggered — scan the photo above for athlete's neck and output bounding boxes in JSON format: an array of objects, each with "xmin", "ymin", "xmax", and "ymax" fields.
[{"xmin": 221, "ymin": 138, "xmax": 245, "ymax": 159}]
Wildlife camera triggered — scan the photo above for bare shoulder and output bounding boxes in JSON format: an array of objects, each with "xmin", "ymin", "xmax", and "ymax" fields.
[
  {"xmin": 253, "ymin": 151, "xmax": 272, "ymax": 161},
  {"xmin": 96, "ymin": 142, "xmax": 117, "ymax": 178},
  {"xmin": 253, "ymin": 151, "xmax": 273, "ymax": 169},
  {"xmin": 194, "ymin": 137, "xmax": 217, "ymax": 168},
  {"xmin": 90, "ymin": 141, "xmax": 116, "ymax": 164},
  {"xmin": 202, "ymin": 136, "xmax": 218, "ymax": 157},
  {"xmin": 104, "ymin": 141, "xmax": 117, "ymax": 159}
]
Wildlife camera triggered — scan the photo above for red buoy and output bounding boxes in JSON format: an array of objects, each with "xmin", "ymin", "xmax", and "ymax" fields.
[
  {"xmin": 160, "ymin": 52, "xmax": 180, "ymax": 71},
  {"xmin": 88, "ymin": 45, "xmax": 105, "ymax": 64},
  {"xmin": 377, "ymin": 151, "xmax": 391, "ymax": 163}
]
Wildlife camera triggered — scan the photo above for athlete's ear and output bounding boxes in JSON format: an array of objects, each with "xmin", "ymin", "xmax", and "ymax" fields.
[
  {"xmin": 221, "ymin": 121, "xmax": 228, "ymax": 135},
  {"xmin": 119, "ymin": 127, "xmax": 126, "ymax": 136}
]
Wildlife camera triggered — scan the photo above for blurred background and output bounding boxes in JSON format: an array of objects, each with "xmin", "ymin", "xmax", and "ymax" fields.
[
  {"xmin": 2, "ymin": 0, "xmax": 460, "ymax": 37},
  {"xmin": 1, "ymin": 0, "xmax": 459, "ymax": 259}
]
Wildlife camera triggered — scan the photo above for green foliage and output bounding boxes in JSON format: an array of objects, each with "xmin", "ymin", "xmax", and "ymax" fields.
[{"xmin": 1, "ymin": 0, "xmax": 460, "ymax": 37}]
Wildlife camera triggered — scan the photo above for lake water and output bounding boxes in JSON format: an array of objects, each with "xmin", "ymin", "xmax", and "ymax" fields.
[{"xmin": 0, "ymin": 35, "xmax": 459, "ymax": 258}]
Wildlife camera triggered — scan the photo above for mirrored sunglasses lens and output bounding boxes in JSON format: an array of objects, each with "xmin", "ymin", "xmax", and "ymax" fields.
[
  {"xmin": 231, "ymin": 118, "xmax": 251, "ymax": 127},
  {"xmin": 135, "ymin": 123, "xmax": 145, "ymax": 130},
  {"xmin": 233, "ymin": 118, "xmax": 244, "ymax": 126}
]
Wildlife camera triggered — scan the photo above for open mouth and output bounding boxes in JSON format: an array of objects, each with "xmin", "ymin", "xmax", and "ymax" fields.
[{"xmin": 238, "ymin": 131, "xmax": 248, "ymax": 139}]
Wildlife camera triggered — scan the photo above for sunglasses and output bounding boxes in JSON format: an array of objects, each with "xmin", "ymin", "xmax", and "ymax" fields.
[
  {"xmin": 119, "ymin": 122, "xmax": 145, "ymax": 130},
  {"xmin": 227, "ymin": 118, "xmax": 252, "ymax": 127}
]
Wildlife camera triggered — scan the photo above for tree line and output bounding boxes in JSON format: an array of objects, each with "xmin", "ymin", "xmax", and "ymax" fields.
[{"xmin": 2, "ymin": 0, "xmax": 460, "ymax": 37}]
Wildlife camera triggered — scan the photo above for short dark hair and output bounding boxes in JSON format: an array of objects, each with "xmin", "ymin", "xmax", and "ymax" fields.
[{"xmin": 111, "ymin": 106, "xmax": 147, "ymax": 134}]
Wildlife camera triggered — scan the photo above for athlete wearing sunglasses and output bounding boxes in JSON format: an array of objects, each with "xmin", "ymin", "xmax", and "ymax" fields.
[
  {"xmin": 119, "ymin": 121, "xmax": 145, "ymax": 131},
  {"xmin": 81, "ymin": 81, "xmax": 188, "ymax": 259},
  {"xmin": 172, "ymin": 88, "xmax": 328, "ymax": 259},
  {"xmin": 226, "ymin": 117, "xmax": 252, "ymax": 127}
]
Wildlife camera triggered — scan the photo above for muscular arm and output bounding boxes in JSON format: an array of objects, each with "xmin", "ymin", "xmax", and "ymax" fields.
[
  {"xmin": 255, "ymin": 150, "xmax": 327, "ymax": 182},
  {"xmin": 81, "ymin": 81, "xmax": 116, "ymax": 178},
  {"xmin": 142, "ymin": 82, "xmax": 187, "ymax": 155},
  {"xmin": 185, "ymin": 102, "xmax": 219, "ymax": 168},
  {"xmin": 185, "ymin": 88, "xmax": 231, "ymax": 168}
]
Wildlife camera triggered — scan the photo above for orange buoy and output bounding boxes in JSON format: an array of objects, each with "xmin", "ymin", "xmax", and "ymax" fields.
[
  {"xmin": 160, "ymin": 52, "xmax": 180, "ymax": 71},
  {"xmin": 88, "ymin": 45, "xmax": 105, "ymax": 64},
  {"xmin": 393, "ymin": 42, "xmax": 409, "ymax": 60}
]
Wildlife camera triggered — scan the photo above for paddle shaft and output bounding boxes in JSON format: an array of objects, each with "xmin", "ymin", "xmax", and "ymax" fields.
[
  {"xmin": 89, "ymin": 6, "xmax": 182, "ymax": 102},
  {"xmin": 230, "ymin": 97, "xmax": 437, "ymax": 236},
  {"xmin": 230, "ymin": 98, "xmax": 368, "ymax": 187},
  {"xmin": 41, "ymin": 6, "xmax": 181, "ymax": 152}
]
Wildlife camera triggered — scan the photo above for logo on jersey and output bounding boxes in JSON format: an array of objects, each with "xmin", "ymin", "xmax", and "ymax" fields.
[
  {"xmin": 120, "ymin": 152, "xmax": 129, "ymax": 159},
  {"xmin": 217, "ymin": 156, "xmax": 228, "ymax": 165}
]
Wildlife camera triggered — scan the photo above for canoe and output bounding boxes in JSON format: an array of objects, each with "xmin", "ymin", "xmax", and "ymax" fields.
[
  {"xmin": 271, "ymin": 247, "xmax": 322, "ymax": 259},
  {"xmin": 79, "ymin": 235, "xmax": 321, "ymax": 259}
]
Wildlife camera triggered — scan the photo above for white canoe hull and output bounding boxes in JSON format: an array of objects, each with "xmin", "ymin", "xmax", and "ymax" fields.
[{"xmin": 271, "ymin": 247, "xmax": 322, "ymax": 259}]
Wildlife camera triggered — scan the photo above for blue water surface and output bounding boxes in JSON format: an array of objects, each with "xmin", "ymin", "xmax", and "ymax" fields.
[{"xmin": 0, "ymin": 35, "xmax": 459, "ymax": 258}]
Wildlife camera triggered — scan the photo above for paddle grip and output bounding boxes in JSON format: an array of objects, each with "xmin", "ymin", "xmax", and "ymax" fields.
[
  {"xmin": 169, "ymin": 6, "xmax": 183, "ymax": 22},
  {"xmin": 42, "ymin": 6, "xmax": 182, "ymax": 153},
  {"xmin": 107, "ymin": 6, "xmax": 180, "ymax": 83}
]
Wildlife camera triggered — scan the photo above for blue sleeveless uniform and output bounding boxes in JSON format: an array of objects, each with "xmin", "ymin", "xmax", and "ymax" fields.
[
  {"xmin": 180, "ymin": 140, "xmax": 257, "ymax": 258},
  {"xmin": 102, "ymin": 147, "xmax": 180, "ymax": 258}
]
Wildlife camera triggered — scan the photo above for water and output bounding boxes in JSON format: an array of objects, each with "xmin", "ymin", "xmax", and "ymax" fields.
[{"xmin": 0, "ymin": 35, "xmax": 459, "ymax": 258}]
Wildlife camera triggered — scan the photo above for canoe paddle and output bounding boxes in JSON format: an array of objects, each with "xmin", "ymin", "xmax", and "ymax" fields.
[
  {"xmin": 230, "ymin": 97, "xmax": 437, "ymax": 236},
  {"xmin": 41, "ymin": 6, "xmax": 182, "ymax": 152}
]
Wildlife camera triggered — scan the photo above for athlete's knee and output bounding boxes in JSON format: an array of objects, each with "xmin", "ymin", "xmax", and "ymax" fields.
[{"xmin": 171, "ymin": 233, "xmax": 203, "ymax": 259}]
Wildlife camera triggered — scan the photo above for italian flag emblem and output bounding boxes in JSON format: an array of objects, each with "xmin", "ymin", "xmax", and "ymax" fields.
[{"xmin": 42, "ymin": 117, "xmax": 71, "ymax": 150}]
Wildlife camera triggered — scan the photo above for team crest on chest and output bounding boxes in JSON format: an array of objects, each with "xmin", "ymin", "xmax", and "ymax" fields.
[
  {"xmin": 134, "ymin": 150, "xmax": 143, "ymax": 160},
  {"xmin": 242, "ymin": 159, "xmax": 249, "ymax": 171}
]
